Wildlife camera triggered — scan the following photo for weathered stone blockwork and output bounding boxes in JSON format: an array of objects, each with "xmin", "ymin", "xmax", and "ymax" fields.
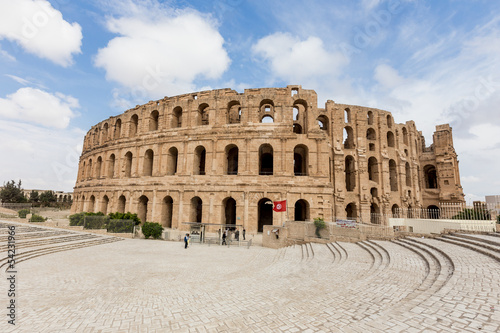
[{"xmin": 71, "ymin": 85, "xmax": 464, "ymax": 232}]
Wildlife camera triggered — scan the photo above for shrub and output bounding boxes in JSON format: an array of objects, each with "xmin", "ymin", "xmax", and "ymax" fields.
[
  {"xmin": 313, "ymin": 217, "xmax": 326, "ymax": 238},
  {"xmin": 141, "ymin": 222, "xmax": 164, "ymax": 239},
  {"xmin": 497, "ymin": 215, "xmax": 500, "ymax": 224},
  {"xmin": 30, "ymin": 214, "xmax": 46, "ymax": 222},
  {"xmin": 452, "ymin": 208, "xmax": 491, "ymax": 220},
  {"xmin": 108, "ymin": 212, "xmax": 141, "ymax": 225},
  {"xmin": 107, "ymin": 220, "xmax": 134, "ymax": 233},
  {"xmin": 18, "ymin": 209, "xmax": 30, "ymax": 218},
  {"xmin": 69, "ymin": 212, "xmax": 105, "ymax": 226}
]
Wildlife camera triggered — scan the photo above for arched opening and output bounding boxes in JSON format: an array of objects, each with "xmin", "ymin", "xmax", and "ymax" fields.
[
  {"xmin": 172, "ymin": 106, "xmax": 182, "ymax": 128},
  {"xmin": 427, "ymin": 205, "xmax": 440, "ymax": 219},
  {"xmin": 370, "ymin": 203, "xmax": 380, "ymax": 224},
  {"xmin": 294, "ymin": 199, "xmax": 309, "ymax": 221},
  {"xmin": 114, "ymin": 119, "xmax": 122, "ymax": 139},
  {"xmin": 138, "ymin": 195, "xmax": 149, "ymax": 224},
  {"xmin": 101, "ymin": 195, "xmax": 109, "ymax": 215},
  {"xmin": 294, "ymin": 145, "xmax": 308, "ymax": 176},
  {"xmin": 343, "ymin": 126, "xmax": 354, "ymax": 149},
  {"xmin": 387, "ymin": 115, "xmax": 392, "ymax": 128},
  {"xmin": 367, "ymin": 111, "xmax": 374, "ymax": 125},
  {"xmin": 387, "ymin": 131, "xmax": 395, "ymax": 147},
  {"xmin": 102, "ymin": 123, "xmax": 109, "ymax": 143},
  {"xmin": 366, "ymin": 128, "xmax": 376, "ymax": 140},
  {"xmin": 259, "ymin": 144, "xmax": 273, "ymax": 175},
  {"xmin": 370, "ymin": 187, "xmax": 378, "ymax": 198},
  {"xmin": 258, "ymin": 198, "xmax": 273, "ymax": 232},
  {"xmin": 81, "ymin": 161, "xmax": 86, "ymax": 181},
  {"xmin": 226, "ymin": 145, "xmax": 239, "ymax": 175},
  {"xmin": 368, "ymin": 157, "xmax": 379, "ymax": 183},
  {"xmin": 130, "ymin": 114, "xmax": 138, "ymax": 137},
  {"xmin": 345, "ymin": 203, "xmax": 357, "ymax": 220},
  {"xmin": 424, "ymin": 165, "xmax": 438, "ymax": 189},
  {"xmin": 167, "ymin": 147, "xmax": 178, "ymax": 175},
  {"xmin": 96, "ymin": 156, "xmax": 103, "ymax": 179},
  {"xmin": 293, "ymin": 123, "xmax": 303, "ymax": 134},
  {"xmin": 190, "ymin": 196, "xmax": 202, "ymax": 223},
  {"xmin": 108, "ymin": 154, "xmax": 115, "ymax": 178},
  {"xmin": 391, "ymin": 204, "xmax": 400, "ymax": 217},
  {"xmin": 227, "ymin": 101, "xmax": 241, "ymax": 124},
  {"xmin": 344, "ymin": 108, "xmax": 351, "ymax": 123},
  {"xmin": 405, "ymin": 162, "xmax": 411, "ymax": 186},
  {"xmin": 223, "ymin": 197, "xmax": 237, "ymax": 226},
  {"xmin": 402, "ymin": 127, "xmax": 408, "ymax": 145},
  {"xmin": 317, "ymin": 115, "xmax": 329, "ymax": 133},
  {"xmin": 198, "ymin": 103, "xmax": 209, "ymax": 125},
  {"xmin": 389, "ymin": 159, "xmax": 398, "ymax": 191},
  {"xmin": 369, "ymin": 143, "xmax": 375, "ymax": 151},
  {"xmin": 144, "ymin": 149, "xmax": 154, "ymax": 177},
  {"xmin": 89, "ymin": 195, "xmax": 95, "ymax": 213},
  {"xmin": 149, "ymin": 110, "xmax": 159, "ymax": 131},
  {"xmin": 87, "ymin": 159, "xmax": 93, "ymax": 179},
  {"xmin": 345, "ymin": 155, "xmax": 356, "ymax": 191},
  {"xmin": 261, "ymin": 115, "xmax": 274, "ymax": 123},
  {"xmin": 293, "ymin": 106, "xmax": 299, "ymax": 121},
  {"xmin": 118, "ymin": 195, "xmax": 126, "ymax": 214},
  {"xmin": 194, "ymin": 146, "xmax": 206, "ymax": 175},
  {"xmin": 124, "ymin": 152, "xmax": 133, "ymax": 178},
  {"xmin": 161, "ymin": 196, "xmax": 173, "ymax": 228}
]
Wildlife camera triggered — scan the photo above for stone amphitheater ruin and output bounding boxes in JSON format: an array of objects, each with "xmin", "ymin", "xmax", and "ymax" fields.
[{"xmin": 71, "ymin": 85, "xmax": 465, "ymax": 233}]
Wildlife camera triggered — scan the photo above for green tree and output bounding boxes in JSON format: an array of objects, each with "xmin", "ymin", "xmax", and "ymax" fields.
[
  {"xmin": 452, "ymin": 208, "xmax": 491, "ymax": 220},
  {"xmin": 39, "ymin": 191, "xmax": 57, "ymax": 204},
  {"xmin": 0, "ymin": 180, "xmax": 27, "ymax": 203},
  {"xmin": 29, "ymin": 190, "xmax": 39, "ymax": 203}
]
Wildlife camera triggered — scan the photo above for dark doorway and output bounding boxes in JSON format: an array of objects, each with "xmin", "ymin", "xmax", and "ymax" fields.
[{"xmin": 258, "ymin": 198, "xmax": 273, "ymax": 232}]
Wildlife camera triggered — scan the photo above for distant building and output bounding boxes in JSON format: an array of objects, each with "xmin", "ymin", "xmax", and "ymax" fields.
[
  {"xmin": 23, "ymin": 189, "xmax": 73, "ymax": 203},
  {"xmin": 485, "ymin": 195, "xmax": 500, "ymax": 213}
]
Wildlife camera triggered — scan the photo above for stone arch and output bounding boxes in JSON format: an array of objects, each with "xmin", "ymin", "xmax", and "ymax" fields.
[
  {"xmin": 424, "ymin": 165, "xmax": 438, "ymax": 189},
  {"xmin": 114, "ymin": 119, "xmax": 122, "ymax": 139},
  {"xmin": 198, "ymin": 103, "xmax": 209, "ymax": 126},
  {"xmin": 167, "ymin": 147, "xmax": 178, "ymax": 175},
  {"xmin": 190, "ymin": 196, "xmax": 203, "ymax": 223},
  {"xmin": 367, "ymin": 111, "xmax": 374, "ymax": 125},
  {"xmin": 172, "ymin": 106, "xmax": 182, "ymax": 128},
  {"xmin": 130, "ymin": 114, "xmax": 138, "ymax": 137},
  {"xmin": 389, "ymin": 159, "xmax": 398, "ymax": 191},
  {"xmin": 102, "ymin": 123, "xmax": 109, "ymax": 143},
  {"xmin": 101, "ymin": 195, "xmax": 109, "ymax": 215},
  {"xmin": 259, "ymin": 144, "xmax": 273, "ymax": 175},
  {"xmin": 80, "ymin": 195, "xmax": 85, "ymax": 212},
  {"xmin": 293, "ymin": 144, "xmax": 308, "ymax": 176},
  {"xmin": 370, "ymin": 203, "xmax": 380, "ymax": 224},
  {"xmin": 427, "ymin": 205, "xmax": 440, "ymax": 219},
  {"xmin": 227, "ymin": 100, "xmax": 241, "ymax": 124},
  {"xmin": 345, "ymin": 155, "xmax": 356, "ymax": 191},
  {"xmin": 96, "ymin": 156, "xmax": 103, "ymax": 179},
  {"xmin": 387, "ymin": 114, "xmax": 393, "ymax": 128},
  {"xmin": 117, "ymin": 195, "xmax": 126, "ymax": 213},
  {"xmin": 344, "ymin": 108, "xmax": 351, "ymax": 123},
  {"xmin": 137, "ymin": 195, "xmax": 149, "ymax": 224},
  {"xmin": 368, "ymin": 157, "xmax": 379, "ymax": 183},
  {"xmin": 108, "ymin": 154, "xmax": 116, "ymax": 178},
  {"xmin": 387, "ymin": 131, "xmax": 395, "ymax": 147},
  {"xmin": 258, "ymin": 198, "xmax": 273, "ymax": 232},
  {"xmin": 222, "ymin": 197, "xmax": 237, "ymax": 226},
  {"xmin": 294, "ymin": 199, "xmax": 309, "ymax": 221},
  {"xmin": 402, "ymin": 127, "xmax": 408, "ymax": 145},
  {"xmin": 317, "ymin": 115, "xmax": 329, "ymax": 133},
  {"xmin": 344, "ymin": 126, "xmax": 354, "ymax": 149},
  {"xmin": 345, "ymin": 203, "xmax": 357, "ymax": 219},
  {"xmin": 143, "ymin": 149, "xmax": 154, "ymax": 176},
  {"xmin": 161, "ymin": 196, "xmax": 173, "ymax": 228},
  {"xmin": 366, "ymin": 128, "xmax": 376, "ymax": 140},
  {"xmin": 87, "ymin": 159, "xmax": 93, "ymax": 179},
  {"xmin": 391, "ymin": 204, "xmax": 400, "ymax": 217},
  {"xmin": 124, "ymin": 152, "xmax": 133, "ymax": 178},
  {"xmin": 293, "ymin": 123, "xmax": 303, "ymax": 134},
  {"xmin": 149, "ymin": 110, "xmax": 159, "ymax": 131},
  {"xmin": 226, "ymin": 144, "xmax": 239, "ymax": 175},
  {"xmin": 89, "ymin": 195, "xmax": 96, "ymax": 213},
  {"xmin": 193, "ymin": 146, "xmax": 206, "ymax": 175},
  {"xmin": 261, "ymin": 115, "xmax": 274, "ymax": 123}
]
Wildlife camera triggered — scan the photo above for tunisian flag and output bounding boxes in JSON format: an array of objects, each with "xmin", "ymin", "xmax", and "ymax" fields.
[{"xmin": 273, "ymin": 200, "xmax": 286, "ymax": 212}]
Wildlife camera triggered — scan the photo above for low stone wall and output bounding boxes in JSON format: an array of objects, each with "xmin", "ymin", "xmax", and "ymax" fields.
[{"xmin": 389, "ymin": 218, "xmax": 496, "ymax": 234}]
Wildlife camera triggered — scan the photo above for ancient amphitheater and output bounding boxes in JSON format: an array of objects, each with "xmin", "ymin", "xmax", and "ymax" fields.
[{"xmin": 71, "ymin": 85, "xmax": 464, "ymax": 231}]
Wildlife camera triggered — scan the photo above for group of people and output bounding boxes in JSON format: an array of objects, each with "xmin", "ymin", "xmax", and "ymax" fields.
[{"xmin": 184, "ymin": 228, "xmax": 246, "ymax": 248}]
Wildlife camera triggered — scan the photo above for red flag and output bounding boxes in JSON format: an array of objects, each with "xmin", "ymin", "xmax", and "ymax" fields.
[{"xmin": 273, "ymin": 200, "xmax": 286, "ymax": 212}]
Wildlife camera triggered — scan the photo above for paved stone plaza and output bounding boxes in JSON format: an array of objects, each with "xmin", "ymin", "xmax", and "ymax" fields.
[{"xmin": 1, "ymin": 221, "xmax": 500, "ymax": 332}]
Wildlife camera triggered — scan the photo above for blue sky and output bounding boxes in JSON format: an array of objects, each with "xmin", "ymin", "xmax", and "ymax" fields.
[{"xmin": 0, "ymin": 0, "xmax": 499, "ymax": 203}]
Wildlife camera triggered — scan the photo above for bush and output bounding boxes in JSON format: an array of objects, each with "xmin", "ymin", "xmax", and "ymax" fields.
[
  {"xmin": 452, "ymin": 208, "xmax": 491, "ymax": 220},
  {"xmin": 141, "ymin": 222, "xmax": 164, "ymax": 239},
  {"xmin": 69, "ymin": 212, "xmax": 105, "ymax": 226},
  {"xmin": 18, "ymin": 209, "xmax": 30, "ymax": 218},
  {"xmin": 107, "ymin": 220, "xmax": 134, "ymax": 233},
  {"xmin": 108, "ymin": 212, "xmax": 141, "ymax": 225},
  {"xmin": 497, "ymin": 215, "xmax": 500, "ymax": 224},
  {"xmin": 313, "ymin": 217, "xmax": 326, "ymax": 238},
  {"xmin": 30, "ymin": 214, "xmax": 46, "ymax": 222}
]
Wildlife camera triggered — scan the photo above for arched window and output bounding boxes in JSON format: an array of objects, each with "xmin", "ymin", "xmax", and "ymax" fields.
[
  {"xmin": 367, "ymin": 111, "xmax": 374, "ymax": 125},
  {"xmin": 259, "ymin": 144, "xmax": 273, "ymax": 175},
  {"xmin": 405, "ymin": 162, "xmax": 411, "ymax": 186},
  {"xmin": 124, "ymin": 152, "xmax": 133, "ymax": 178},
  {"xmin": 389, "ymin": 159, "xmax": 398, "ymax": 191},
  {"xmin": 198, "ymin": 103, "xmax": 209, "ymax": 125},
  {"xmin": 294, "ymin": 199, "xmax": 309, "ymax": 221},
  {"xmin": 345, "ymin": 203, "xmax": 357, "ymax": 219},
  {"xmin": 162, "ymin": 196, "xmax": 173, "ymax": 228},
  {"xmin": 138, "ymin": 195, "xmax": 149, "ymax": 224},
  {"xmin": 227, "ymin": 101, "xmax": 241, "ymax": 124},
  {"xmin": 402, "ymin": 127, "xmax": 408, "ymax": 145},
  {"xmin": 293, "ymin": 123, "xmax": 303, "ymax": 134},
  {"xmin": 101, "ymin": 195, "xmax": 109, "ymax": 215},
  {"xmin": 261, "ymin": 115, "xmax": 274, "ymax": 123},
  {"xmin": 344, "ymin": 108, "xmax": 351, "ymax": 123},
  {"xmin": 293, "ymin": 106, "xmax": 299, "ymax": 121},
  {"xmin": 226, "ymin": 145, "xmax": 239, "ymax": 175},
  {"xmin": 368, "ymin": 157, "xmax": 378, "ymax": 183},
  {"xmin": 144, "ymin": 149, "xmax": 154, "ymax": 176},
  {"xmin": 344, "ymin": 126, "xmax": 354, "ymax": 149},
  {"xmin": 369, "ymin": 143, "xmax": 375, "ymax": 151},
  {"xmin": 114, "ymin": 119, "xmax": 122, "ymax": 139},
  {"xmin": 130, "ymin": 114, "xmax": 138, "ymax": 137},
  {"xmin": 87, "ymin": 159, "xmax": 93, "ymax": 179},
  {"xmin": 294, "ymin": 145, "xmax": 308, "ymax": 176},
  {"xmin": 387, "ymin": 131, "xmax": 395, "ymax": 147},
  {"xmin": 172, "ymin": 106, "xmax": 182, "ymax": 128},
  {"xmin": 387, "ymin": 115, "xmax": 392, "ymax": 128},
  {"xmin": 317, "ymin": 115, "xmax": 329, "ymax": 133},
  {"xmin": 391, "ymin": 204, "xmax": 400, "ymax": 217},
  {"xmin": 424, "ymin": 165, "xmax": 438, "ymax": 189},
  {"xmin": 194, "ymin": 146, "xmax": 206, "ymax": 175},
  {"xmin": 149, "ymin": 110, "xmax": 159, "ymax": 131},
  {"xmin": 89, "ymin": 195, "xmax": 95, "ymax": 213},
  {"xmin": 108, "ymin": 154, "xmax": 115, "ymax": 178},
  {"xmin": 345, "ymin": 155, "xmax": 355, "ymax": 191},
  {"xmin": 167, "ymin": 147, "xmax": 178, "ymax": 175},
  {"xmin": 191, "ymin": 196, "xmax": 203, "ymax": 223},
  {"xmin": 370, "ymin": 187, "xmax": 378, "ymax": 198},
  {"xmin": 96, "ymin": 156, "xmax": 103, "ymax": 178},
  {"xmin": 102, "ymin": 123, "xmax": 109, "ymax": 143},
  {"xmin": 118, "ymin": 195, "xmax": 126, "ymax": 213},
  {"xmin": 366, "ymin": 128, "xmax": 376, "ymax": 140}
]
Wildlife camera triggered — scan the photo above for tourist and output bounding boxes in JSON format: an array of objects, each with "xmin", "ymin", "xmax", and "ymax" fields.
[
  {"xmin": 184, "ymin": 233, "xmax": 189, "ymax": 249},
  {"xmin": 222, "ymin": 229, "xmax": 227, "ymax": 245},
  {"xmin": 243, "ymin": 228, "xmax": 246, "ymax": 240},
  {"xmin": 235, "ymin": 229, "xmax": 240, "ymax": 241}
]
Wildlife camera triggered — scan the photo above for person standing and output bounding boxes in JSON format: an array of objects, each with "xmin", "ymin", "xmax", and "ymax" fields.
[
  {"xmin": 243, "ymin": 228, "xmax": 246, "ymax": 240},
  {"xmin": 235, "ymin": 229, "xmax": 240, "ymax": 241},
  {"xmin": 184, "ymin": 233, "xmax": 189, "ymax": 249},
  {"xmin": 222, "ymin": 229, "xmax": 227, "ymax": 245}
]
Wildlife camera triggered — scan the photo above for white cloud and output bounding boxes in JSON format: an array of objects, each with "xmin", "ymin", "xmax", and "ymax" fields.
[
  {"xmin": 94, "ymin": 4, "xmax": 230, "ymax": 101},
  {"xmin": 4, "ymin": 74, "xmax": 31, "ymax": 85},
  {"xmin": 0, "ymin": 0, "xmax": 82, "ymax": 66},
  {"xmin": 0, "ymin": 87, "xmax": 79, "ymax": 129}
]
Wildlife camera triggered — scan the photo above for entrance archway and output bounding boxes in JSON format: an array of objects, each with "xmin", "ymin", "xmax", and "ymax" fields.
[
  {"xmin": 138, "ymin": 195, "xmax": 149, "ymax": 224},
  {"xmin": 294, "ymin": 199, "xmax": 309, "ymax": 221},
  {"xmin": 258, "ymin": 198, "xmax": 273, "ymax": 232},
  {"xmin": 223, "ymin": 198, "xmax": 237, "ymax": 225}
]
